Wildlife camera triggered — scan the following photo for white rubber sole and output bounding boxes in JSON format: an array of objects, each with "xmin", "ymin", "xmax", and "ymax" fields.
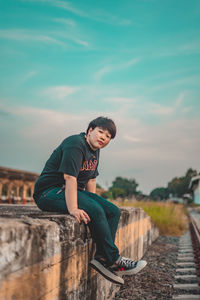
[
  {"xmin": 116, "ymin": 260, "xmax": 147, "ymax": 276},
  {"xmin": 90, "ymin": 259, "xmax": 124, "ymax": 285}
]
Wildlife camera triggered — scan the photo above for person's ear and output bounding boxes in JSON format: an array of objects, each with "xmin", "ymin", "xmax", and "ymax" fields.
[{"xmin": 88, "ymin": 127, "xmax": 93, "ymax": 135}]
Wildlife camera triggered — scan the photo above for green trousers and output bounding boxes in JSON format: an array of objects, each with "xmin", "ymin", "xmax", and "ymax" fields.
[{"xmin": 35, "ymin": 187, "xmax": 120, "ymax": 266}]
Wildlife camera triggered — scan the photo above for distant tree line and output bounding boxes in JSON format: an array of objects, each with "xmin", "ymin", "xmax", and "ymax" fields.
[
  {"xmin": 100, "ymin": 176, "xmax": 141, "ymax": 200},
  {"xmin": 149, "ymin": 168, "xmax": 198, "ymax": 201},
  {"xmin": 98, "ymin": 168, "xmax": 198, "ymax": 201}
]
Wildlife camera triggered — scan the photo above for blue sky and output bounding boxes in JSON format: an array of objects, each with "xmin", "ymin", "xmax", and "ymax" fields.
[{"xmin": 0, "ymin": 0, "xmax": 200, "ymax": 194}]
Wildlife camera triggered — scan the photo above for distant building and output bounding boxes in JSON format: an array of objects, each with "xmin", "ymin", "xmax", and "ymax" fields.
[
  {"xmin": 0, "ymin": 166, "xmax": 39, "ymax": 204},
  {"xmin": 189, "ymin": 175, "xmax": 200, "ymax": 205}
]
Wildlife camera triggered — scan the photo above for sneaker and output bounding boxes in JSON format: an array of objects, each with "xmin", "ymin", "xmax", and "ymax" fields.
[
  {"xmin": 90, "ymin": 258, "xmax": 124, "ymax": 285},
  {"xmin": 112, "ymin": 256, "xmax": 147, "ymax": 276}
]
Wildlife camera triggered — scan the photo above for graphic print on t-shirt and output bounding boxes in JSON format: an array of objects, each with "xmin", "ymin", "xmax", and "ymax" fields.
[{"xmin": 80, "ymin": 156, "xmax": 98, "ymax": 171}]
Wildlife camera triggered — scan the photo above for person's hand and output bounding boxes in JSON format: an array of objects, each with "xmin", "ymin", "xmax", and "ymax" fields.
[{"xmin": 70, "ymin": 208, "xmax": 90, "ymax": 224}]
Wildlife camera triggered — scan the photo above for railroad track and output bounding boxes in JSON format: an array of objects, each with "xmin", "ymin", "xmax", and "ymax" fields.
[{"xmin": 172, "ymin": 208, "xmax": 200, "ymax": 300}]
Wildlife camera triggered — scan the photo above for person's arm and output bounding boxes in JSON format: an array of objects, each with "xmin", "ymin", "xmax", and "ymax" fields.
[
  {"xmin": 64, "ymin": 174, "xmax": 90, "ymax": 224},
  {"xmin": 86, "ymin": 178, "xmax": 96, "ymax": 193}
]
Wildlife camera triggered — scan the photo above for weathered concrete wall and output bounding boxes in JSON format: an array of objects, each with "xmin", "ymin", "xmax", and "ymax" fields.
[{"xmin": 0, "ymin": 205, "xmax": 159, "ymax": 300}]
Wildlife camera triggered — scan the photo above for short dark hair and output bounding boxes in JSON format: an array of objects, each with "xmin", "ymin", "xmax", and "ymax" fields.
[{"xmin": 86, "ymin": 117, "xmax": 116, "ymax": 139}]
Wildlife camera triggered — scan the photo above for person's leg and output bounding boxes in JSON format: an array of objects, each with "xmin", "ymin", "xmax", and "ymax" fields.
[
  {"xmin": 81, "ymin": 192, "xmax": 147, "ymax": 277},
  {"xmin": 84, "ymin": 190, "xmax": 120, "ymax": 241},
  {"xmin": 35, "ymin": 187, "xmax": 68, "ymax": 213},
  {"xmin": 77, "ymin": 190, "xmax": 120, "ymax": 266},
  {"xmin": 82, "ymin": 190, "xmax": 120, "ymax": 259},
  {"xmin": 36, "ymin": 188, "xmax": 123, "ymax": 281}
]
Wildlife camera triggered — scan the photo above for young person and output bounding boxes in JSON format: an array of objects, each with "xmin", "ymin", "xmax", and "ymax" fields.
[{"xmin": 33, "ymin": 116, "xmax": 147, "ymax": 285}]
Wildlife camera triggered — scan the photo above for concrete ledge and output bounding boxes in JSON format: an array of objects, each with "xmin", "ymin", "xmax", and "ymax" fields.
[{"xmin": 0, "ymin": 204, "xmax": 159, "ymax": 300}]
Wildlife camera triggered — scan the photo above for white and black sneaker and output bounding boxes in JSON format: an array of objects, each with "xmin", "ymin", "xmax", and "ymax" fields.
[
  {"xmin": 112, "ymin": 256, "xmax": 147, "ymax": 276},
  {"xmin": 90, "ymin": 258, "xmax": 124, "ymax": 285}
]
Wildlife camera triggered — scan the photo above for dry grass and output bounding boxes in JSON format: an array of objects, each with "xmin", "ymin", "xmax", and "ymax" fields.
[{"xmin": 118, "ymin": 201, "xmax": 188, "ymax": 236}]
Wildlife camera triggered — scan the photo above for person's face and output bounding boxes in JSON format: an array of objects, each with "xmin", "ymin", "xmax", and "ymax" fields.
[{"xmin": 86, "ymin": 127, "xmax": 112, "ymax": 150}]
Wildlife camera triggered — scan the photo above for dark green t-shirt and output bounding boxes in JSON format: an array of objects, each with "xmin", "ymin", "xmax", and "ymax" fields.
[{"xmin": 33, "ymin": 133, "xmax": 99, "ymax": 200}]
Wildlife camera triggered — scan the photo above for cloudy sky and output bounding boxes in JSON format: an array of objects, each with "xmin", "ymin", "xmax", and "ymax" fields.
[{"xmin": 0, "ymin": 0, "xmax": 200, "ymax": 194}]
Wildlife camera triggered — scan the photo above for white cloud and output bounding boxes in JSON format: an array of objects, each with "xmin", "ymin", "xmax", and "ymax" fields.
[
  {"xmin": 45, "ymin": 0, "xmax": 132, "ymax": 26},
  {"xmin": 94, "ymin": 58, "xmax": 140, "ymax": 81},
  {"xmin": 148, "ymin": 103, "xmax": 174, "ymax": 116},
  {"xmin": 0, "ymin": 104, "xmax": 87, "ymax": 140},
  {"xmin": 0, "ymin": 27, "xmax": 88, "ymax": 49},
  {"xmin": 178, "ymin": 40, "xmax": 200, "ymax": 55},
  {"xmin": 19, "ymin": 71, "xmax": 38, "ymax": 85},
  {"xmin": 53, "ymin": 18, "xmax": 76, "ymax": 27},
  {"xmin": 157, "ymin": 40, "xmax": 200, "ymax": 57},
  {"xmin": 0, "ymin": 29, "xmax": 89, "ymax": 48},
  {"xmin": 122, "ymin": 58, "xmax": 140, "ymax": 68},
  {"xmin": 55, "ymin": 30, "xmax": 89, "ymax": 47},
  {"xmin": 175, "ymin": 92, "xmax": 184, "ymax": 107},
  {"xmin": 182, "ymin": 107, "xmax": 193, "ymax": 113},
  {"xmin": 94, "ymin": 66, "xmax": 112, "ymax": 81},
  {"xmin": 146, "ymin": 92, "xmax": 187, "ymax": 117},
  {"xmin": 52, "ymin": 0, "xmax": 87, "ymax": 17},
  {"xmin": 0, "ymin": 29, "xmax": 66, "ymax": 47},
  {"xmin": 0, "ymin": 22, "xmax": 89, "ymax": 49},
  {"xmin": 22, "ymin": 0, "xmax": 131, "ymax": 26},
  {"xmin": 107, "ymin": 97, "xmax": 136, "ymax": 104},
  {"xmin": 42, "ymin": 86, "xmax": 78, "ymax": 100},
  {"xmin": 123, "ymin": 135, "xmax": 144, "ymax": 143},
  {"xmin": 18, "ymin": 107, "xmax": 85, "ymax": 133},
  {"xmin": 73, "ymin": 39, "xmax": 88, "ymax": 47}
]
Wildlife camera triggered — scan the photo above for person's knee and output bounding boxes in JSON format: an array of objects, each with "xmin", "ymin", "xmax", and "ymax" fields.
[
  {"xmin": 107, "ymin": 203, "xmax": 120, "ymax": 220},
  {"xmin": 91, "ymin": 205, "xmax": 105, "ymax": 220}
]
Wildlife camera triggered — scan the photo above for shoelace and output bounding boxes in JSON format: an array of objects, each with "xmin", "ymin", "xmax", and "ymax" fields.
[{"xmin": 118, "ymin": 256, "xmax": 137, "ymax": 268}]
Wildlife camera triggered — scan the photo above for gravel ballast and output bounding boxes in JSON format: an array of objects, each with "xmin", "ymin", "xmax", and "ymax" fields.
[{"xmin": 115, "ymin": 236, "xmax": 180, "ymax": 300}]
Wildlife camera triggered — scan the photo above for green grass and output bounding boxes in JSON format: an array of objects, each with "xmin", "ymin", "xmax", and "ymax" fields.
[{"xmin": 117, "ymin": 201, "xmax": 188, "ymax": 236}]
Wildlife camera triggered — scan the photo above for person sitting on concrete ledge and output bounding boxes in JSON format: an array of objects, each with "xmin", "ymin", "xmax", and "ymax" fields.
[{"xmin": 33, "ymin": 116, "xmax": 147, "ymax": 285}]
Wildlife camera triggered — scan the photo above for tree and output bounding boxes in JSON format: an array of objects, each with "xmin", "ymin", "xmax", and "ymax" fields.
[
  {"xmin": 96, "ymin": 183, "xmax": 102, "ymax": 189},
  {"xmin": 101, "ymin": 190, "xmax": 112, "ymax": 199},
  {"xmin": 150, "ymin": 187, "xmax": 169, "ymax": 200},
  {"xmin": 110, "ymin": 187, "xmax": 126, "ymax": 199},
  {"xmin": 168, "ymin": 177, "xmax": 182, "ymax": 197},
  {"xmin": 167, "ymin": 168, "xmax": 197, "ymax": 197},
  {"xmin": 111, "ymin": 176, "xmax": 139, "ymax": 198}
]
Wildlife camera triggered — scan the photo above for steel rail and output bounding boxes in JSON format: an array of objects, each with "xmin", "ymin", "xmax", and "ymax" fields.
[{"xmin": 189, "ymin": 211, "xmax": 200, "ymax": 280}]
